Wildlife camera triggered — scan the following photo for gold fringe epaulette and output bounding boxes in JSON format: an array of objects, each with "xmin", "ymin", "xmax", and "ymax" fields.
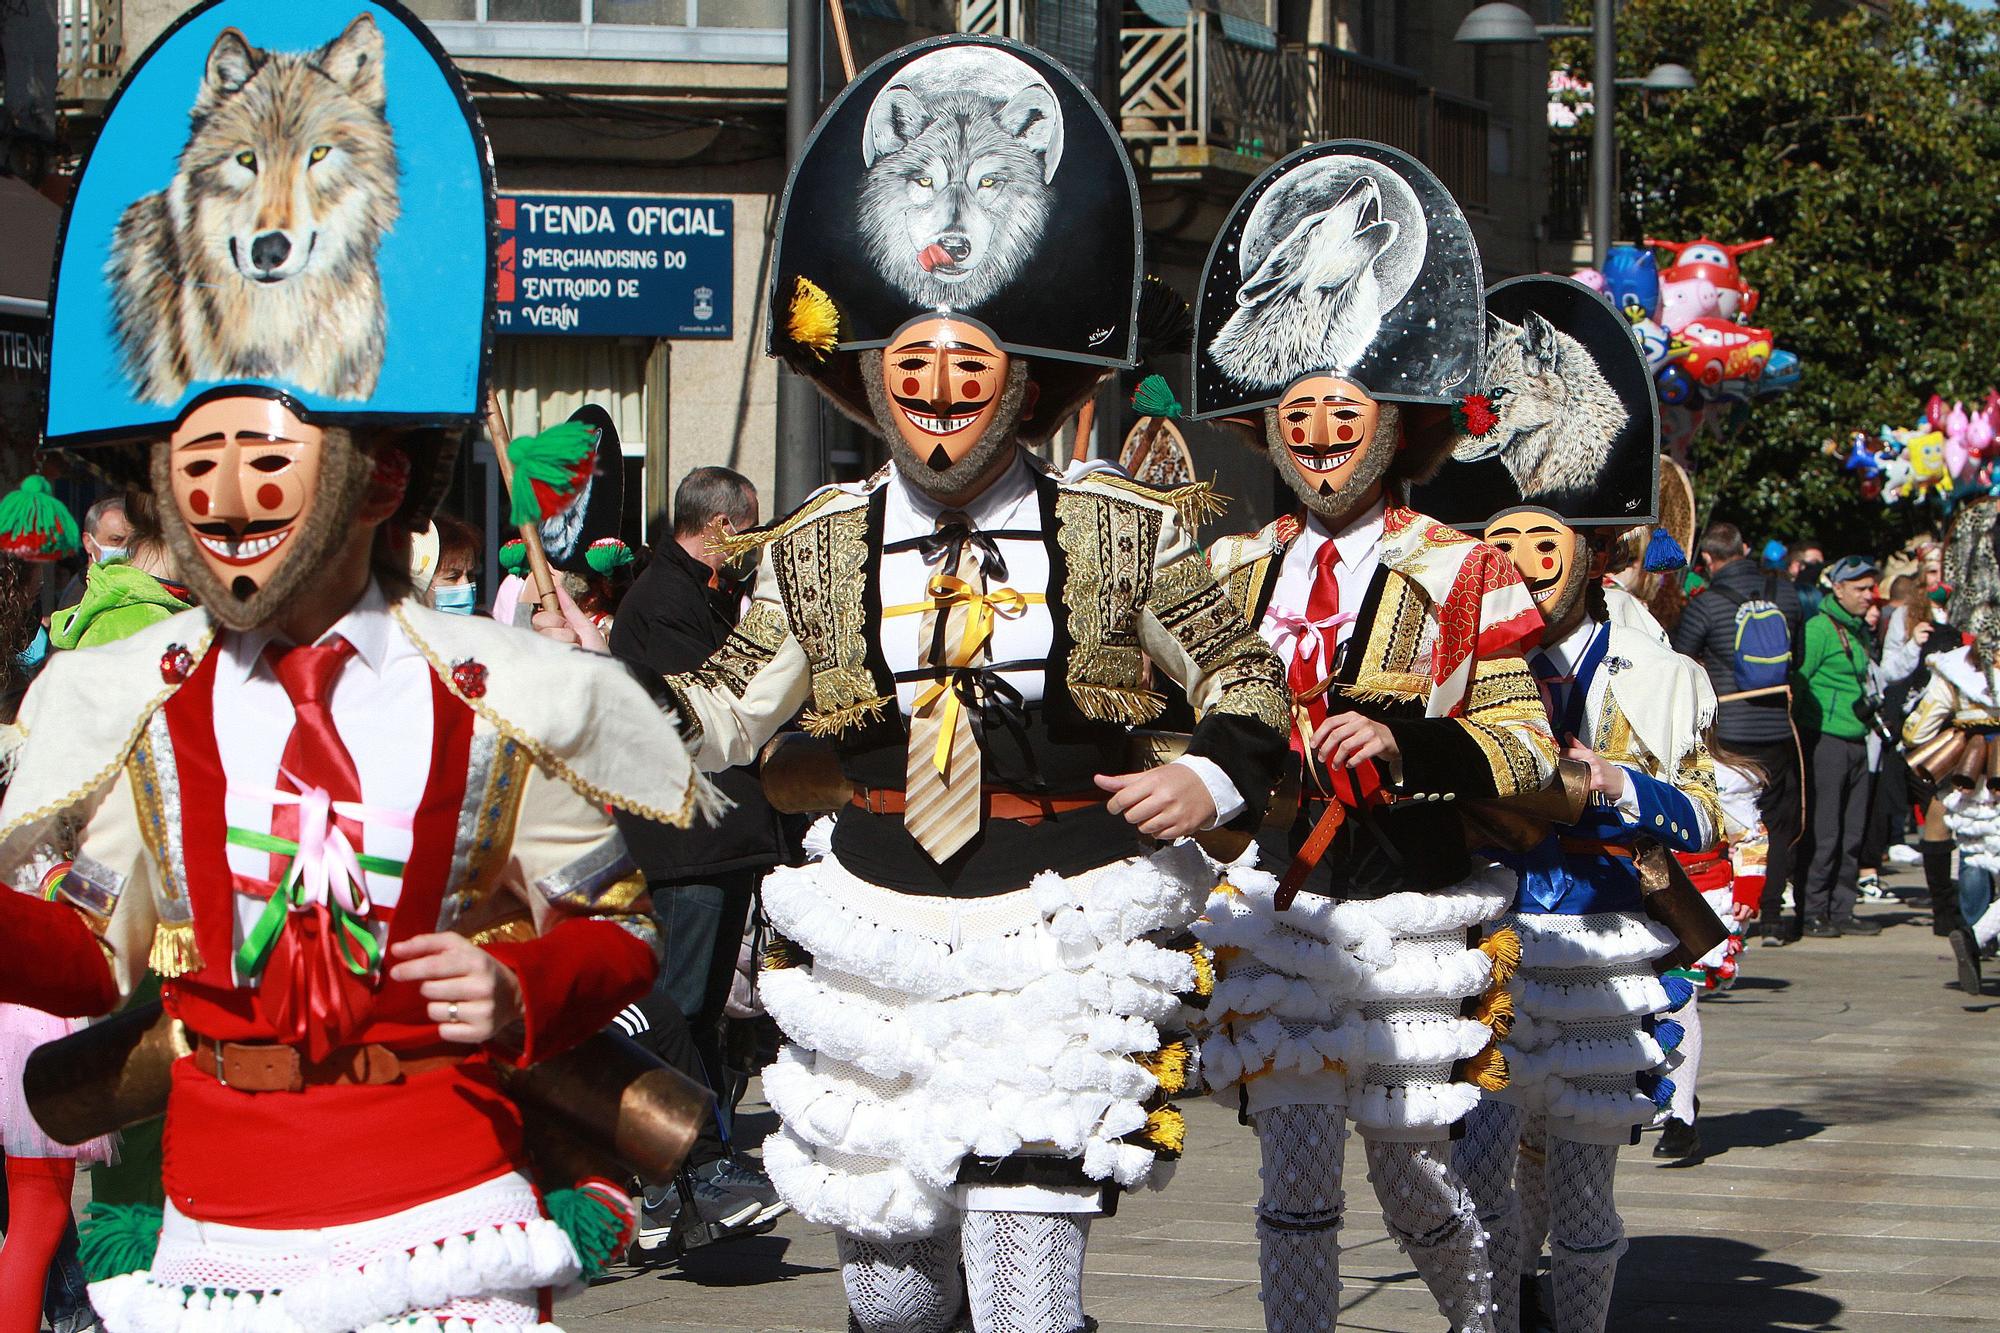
[
  {"xmin": 1135, "ymin": 1040, "xmax": 1193, "ymax": 1096},
  {"xmin": 1478, "ymin": 927, "xmax": 1522, "ymax": 986},
  {"xmin": 148, "ymin": 920, "xmax": 202, "ymax": 979},
  {"xmin": 1077, "ymin": 473, "xmax": 1231, "ymax": 529},
  {"xmin": 1070, "ymin": 683, "xmax": 1166, "ymax": 726},
  {"xmin": 704, "ymin": 485, "xmax": 851, "ymax": 564},
  {"xmin": 799, "ymin": 694, "xmax": 892, "ymax": 738}
]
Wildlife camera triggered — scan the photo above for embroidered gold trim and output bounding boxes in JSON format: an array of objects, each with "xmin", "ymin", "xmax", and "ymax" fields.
[
  {"xmin": 1056, "ymin": 489, "xmax": 1160, "ymax": 718},
  {"xmin": 465, "ymin": 914, "xmax": 537, "ymax": 948},
  {"xmin": 771, "ymin": 505, "xmax": 882, "ymax": 735},
  {"xmin": 1208, "ymin": 680, "xmax": 1292, "ymax": 737},
  {"xmin": 1351, "ymin": 572, "xmax": 1431, "ymax": 703},
  {"xmin": 684, "ymin": 600, "xmax": 789, "ymax": 701}
]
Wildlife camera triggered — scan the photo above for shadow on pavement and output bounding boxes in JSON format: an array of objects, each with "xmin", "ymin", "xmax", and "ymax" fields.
[
  {"xmin": 598, "ymin": 1231, "xmax": 832, "ymax": 1289},
  {"xmin": 1613, "ymin": 1234, "xmax": 1841, "ymax": 1330}
]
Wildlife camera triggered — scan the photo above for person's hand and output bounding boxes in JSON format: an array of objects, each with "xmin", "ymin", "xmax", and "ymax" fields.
[
  {"xmin": 1095, "ymin": 765, "xmax": 1217, "ymax": 840},
  {"xmin": 1915, "ymin": 621, "xmax": 1935, "ymax": 648},
  {"xmin": 1730, "ymin": 901, "xmax": 1757, "ymax": 925},
  {"xmin": 1312, "ymin": 712, "xmax": 1400, "ymax": 770},
  {"xmin": 1564, "ymin": 738, "xmax": 1628, "ymax": 801},
  {"xmin": 528, "ymin": 579, "xmax": 608, "ymax": 653},
  {"xmin": 388, "ymin": 933, "xmax": 524, "ymax": 1044}
]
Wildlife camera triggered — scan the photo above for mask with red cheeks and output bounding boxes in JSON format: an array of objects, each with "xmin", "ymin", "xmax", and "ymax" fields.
[
  {"xmin": 1484, "ymin": 508, "xmax": 1609, "ymax": 643},
  {"xmin": 1262, "ymin": 374, "xmax": 1399, "ymax": 524},
  {"xmin": 879, "ymin": 316, "xmax": 1010, "ymax": 470}
]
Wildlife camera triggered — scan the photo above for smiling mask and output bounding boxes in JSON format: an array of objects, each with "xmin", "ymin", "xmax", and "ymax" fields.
[
  {"xmin": 1264, "ymin": 374, "xmax": 1400, "ymax": 523},
  {"xmin": 864, "ymin": 314, "xmax": 1030, "ymax": 498}
]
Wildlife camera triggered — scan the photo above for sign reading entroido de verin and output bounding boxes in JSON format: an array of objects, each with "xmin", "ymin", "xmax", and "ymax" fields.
[{"xmin": 496, "ymin": 194, "xmax": 732, "ymax": 338}]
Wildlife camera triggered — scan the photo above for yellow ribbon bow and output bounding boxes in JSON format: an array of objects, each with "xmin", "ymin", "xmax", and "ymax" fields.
[{"xmin": 886, "ymin": 574, "xmax": 1046, "ymax": 775}]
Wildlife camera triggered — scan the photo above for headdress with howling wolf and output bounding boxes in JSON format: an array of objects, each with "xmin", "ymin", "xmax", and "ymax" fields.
[
  {"xmin": 766, "ymin": 34, "xmax": 1142, "ymax": 439},
  {"xmin": 44, "ymin": 0, "xmax": 492, "ymax": 521},
  {"xmin": 1190, "ymin": 140, "xmax": 1484, "ymax": 420},
  {"xmin": 1414, "ymin": 274, "xmax": 1661, "ymax": 531}
]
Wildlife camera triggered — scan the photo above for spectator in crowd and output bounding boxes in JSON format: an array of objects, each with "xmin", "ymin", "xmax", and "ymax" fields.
[
  {"xmin": 429, "ymin": 514, "xmax": 483, "ymax": 615},
  {"xmin": 54, "ymin": 496, "xmax": 133, "ymax": 611},
  {"xmin": 1790, "ymin": 539, "xmax": 1827, "ymax": 620},
  {"xmin": 1792, "ymin": 555, "xmax": 1884, "ymax": 938},
  {"xmin": 1674, "ymin": 522, "xmax": 1807, "ymax": 943},
  {"xmin": 607, "ymin": 466, "xmax": 788, "ymax": 1240}
]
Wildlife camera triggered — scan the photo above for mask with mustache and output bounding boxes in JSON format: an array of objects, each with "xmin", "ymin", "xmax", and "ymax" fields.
[
  {"xmin": 862, "ymin": 320, "xmax": 1031, "ymax": 501},
  {"xmin": 1483, "ymin": 507, "xmax": 1597, "ymax": 645},
  {"xmin": 154, "ymin": 395, "xmax": 377, "ymax": 631},
  {"xmin": 1263, "ymin": 376, "xmax": 1401, "ymax": 526}
]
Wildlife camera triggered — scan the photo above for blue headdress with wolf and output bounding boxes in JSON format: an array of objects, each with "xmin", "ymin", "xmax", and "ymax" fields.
[
  {"xmin": 44, "ymin": 0, "xmax": 493, "ymax": 458},
  {"xmin": 768, "ymin": 34, "xmax": 1143, "ymax": 387}
]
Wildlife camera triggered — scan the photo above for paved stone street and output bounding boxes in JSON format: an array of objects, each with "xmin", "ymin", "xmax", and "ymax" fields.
[{"xmin": 568, "ymin": 875, "xmax": 2000, "ymax": 1331}]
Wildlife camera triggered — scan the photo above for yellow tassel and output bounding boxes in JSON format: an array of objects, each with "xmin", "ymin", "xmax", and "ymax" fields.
[
  {"xmin": 1140, "ymin": 1105, "xmax": 1186, "ymax": 1155},
  {"xmin": 1479, "ymin": 927, "xmax": 1522, "ymax": 985},
  {"xmin": 800, "ymin": 695, "xmax": 892, "ymax": 737},
  {"xmin": 1187, "ymin": 947, "xmax": 1215, "ymax": 999},
  {"xmin": 1136, "ymin": 1040, "xmax": 1191, "ymax": 1095},
  {"xmin": 704, "ymin": 521, "xmax": 774, "ymax": 564},
  {"xmin": 1471, "ymin": 985, "xmax": 1515, "ymax": 1039},
  {"xmin": 148, "ymin": 920, "xmax": 202, "ymax": 979},
  {"xmin": 761, "ymin": 935, "xmax": 807, "ymax": 971},
  {"xmin": 1165, "ymin": 479, "xmax": 1230, "ymax": 528},
  {"xmin": 1463, "ymin": 1043, "xmax": 1509, "ymax": 1092},
  {"xmin": 787, "ymin": 277, "xmax": 840, "ymax": 360}
]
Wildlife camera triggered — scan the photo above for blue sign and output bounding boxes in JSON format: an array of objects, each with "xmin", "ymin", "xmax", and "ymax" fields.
[{"xmin": 497, "ymin": 194, "xmax": 732, "ymax": 339}]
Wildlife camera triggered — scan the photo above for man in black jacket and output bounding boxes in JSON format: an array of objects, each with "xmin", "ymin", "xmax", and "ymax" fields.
[
  {"xmin": 1673, "ymin": 521, "xmax": 1807, "ymax": 942},
  {"xmin": 611, "ymin": 465, "xmax": 790, "ymax": 1237}
]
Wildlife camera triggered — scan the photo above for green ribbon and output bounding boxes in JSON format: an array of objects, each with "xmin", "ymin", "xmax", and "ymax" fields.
[{"xmin": 227, "ymin": 827, "xmax": 404, "ymax": 979}]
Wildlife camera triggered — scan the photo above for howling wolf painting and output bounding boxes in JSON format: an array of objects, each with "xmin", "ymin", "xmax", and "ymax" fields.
[
  {"xmin": 1209, "ymin": 156, "xmax": 1426, "ymax": 391},
  {"xmin": 1454, "ymin": 312, "xmax": 1629, "ymax": 499},
  {"xmin": 858, "ymin": 46, "xmax": 1064, "ymax": 312},
  {"xmin": 106, "ymin": 14, "xmax": 400, "ymax": 405}
]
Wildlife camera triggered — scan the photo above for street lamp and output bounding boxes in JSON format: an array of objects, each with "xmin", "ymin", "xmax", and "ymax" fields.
[{"xmin": 1454, "ymin": 2, "xmax": 1694, "ymax": 268}]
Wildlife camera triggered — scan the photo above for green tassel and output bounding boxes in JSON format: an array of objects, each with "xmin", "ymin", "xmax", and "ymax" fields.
[
  {"xmin": 584, "ymin": 538, "xmax": 634, "ymax": 575},
  {"xmin": 0, "ymin": 475, "xmax": 78, "ymax": 561},
  {"xmin": 1131, "ymin": 374, "xmax": 1182, "ymax": 421},
  {"xmin": 498, "ymin": 539, "xmax": 528, "ymax": 576},
  {"xmin": 545, "ymin": 1186, "xmax": 630, "ymax": 1281},
  {"xmin": 79, "ymin": 1202, "xmax": 163, "ymax": 1282},
  {"xmin": 505, "ymin": 421, "xmax": 600, "ymax": 528}
]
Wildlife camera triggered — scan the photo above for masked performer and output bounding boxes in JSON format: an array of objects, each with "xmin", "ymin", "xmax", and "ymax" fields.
[
  {"xmin": 0, "ymin": 4, "xmax": 712, "ymax": 1329},
  {"xmin": 1416, "ymin": 276, "xmax": 1720, "ymax": 1333},
  {"xmin": 1186, "ymin": 143, "xmax": 1556, "ymax": 1333},
  {"xmin": 648, "ymin": 35, "xmax": 1289, "ymax": 1333},
  {"xmin": 1902, "ymin": 496, "xmax": 2000, "ymax": 995}
]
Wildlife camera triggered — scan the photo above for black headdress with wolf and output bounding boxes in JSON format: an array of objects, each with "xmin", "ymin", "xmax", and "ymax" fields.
[
  {"xmin": 1413, "ymin": 275, "xmax": 1661, "ymax": 530},
  {"xmin": 1190, "ymin": 140, "xmax": 1484, "ymax": 421},
  {"xmin": 767, "ymin": 34, "xmax": 1142, "ymax": 441}
]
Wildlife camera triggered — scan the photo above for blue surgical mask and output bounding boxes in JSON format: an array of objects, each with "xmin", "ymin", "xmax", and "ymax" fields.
[
  {"xmin": 94, "ymin": 546, "xmax": 129, "ymax": 565},
  {"xmin": 17, "ymin": 625, "xmax": 47, "ymax": 670},
  {"xmin": 433, "ymin": 583, "xmax": 478, "ymax": 615}
]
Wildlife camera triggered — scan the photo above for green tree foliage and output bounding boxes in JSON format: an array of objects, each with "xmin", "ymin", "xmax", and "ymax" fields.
[{"xmin": 1572, "ymin": 0, "xmax": 2000, "ymax": 548}]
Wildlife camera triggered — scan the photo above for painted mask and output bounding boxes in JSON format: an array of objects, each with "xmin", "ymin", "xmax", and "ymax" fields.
[
  {"xmin": 1485, "ymin": 508, "xmax": 1587, "ymax": 636},
  {"xmin": 1263, "ymin": 375, "xmax": 1399, "ymax": 523},
  {"xmin": 879, "ymin": 316, "xmax": 1011, "ymax": 471}
]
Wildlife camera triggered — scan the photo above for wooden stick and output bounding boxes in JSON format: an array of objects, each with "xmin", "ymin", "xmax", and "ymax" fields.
[
  {"xmin": 1069, "ymin": 399, "xmax": 1097, "ymax": 466},
  {"xmin": 824, "ymin": 0, "xmax": 857, "ymax": 82},
  {"xmin": 485, "ymin": 392, "xmax": 562, "ymax": 616}
]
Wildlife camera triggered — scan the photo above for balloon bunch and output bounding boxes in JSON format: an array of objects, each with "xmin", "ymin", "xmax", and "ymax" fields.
[
  {"xmin": 1572, "ymin": 237, "xmax": 1799, "ymax": 467},
  {"xmin": 1830, "ymin": 393, "xmax": 2000, "ymax": 509}
]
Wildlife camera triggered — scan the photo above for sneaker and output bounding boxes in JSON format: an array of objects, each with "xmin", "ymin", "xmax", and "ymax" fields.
[
  {"xmin": 1888, "ymin": 844, "xmax": 1923, "ymax": 866},
  {"xmin": 1836, "ymin": 917, "xmax": 1883, "ymax": 937},
  {"xmin": 1951, "ymin": 929, "xmax": 1984, "ymax": 994},
  {"xmin": 1654, "ymin": 1116, "xmax": 1702, "ymax": 1161},
  {"xmin": 634, "ymin": 1184, "xmax": 682, "ymax": 1251},
  {"xmin": 1858, "ymin": 872, "xmax": 1885, "ymax": 900},
  {"xmin": 690, "ymin": 1155, "xmax": 789, "ymax": 1228}
]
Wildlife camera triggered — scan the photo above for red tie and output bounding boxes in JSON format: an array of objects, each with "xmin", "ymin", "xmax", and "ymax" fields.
[
  {"xmin": 1288, "ymin": 538, "xmax": 1343, "ymax": 740},
  {"xmin": 256, "ymin": 638, "xmax": 373, "ymax": 1060}
]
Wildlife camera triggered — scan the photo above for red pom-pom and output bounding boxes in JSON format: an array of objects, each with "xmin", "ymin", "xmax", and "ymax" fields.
[
  {"xmin": 1455, "ymin": 394, "xmax": 1499, "ymax": 437},
  {"xmin": 159, "ymin": 644, "xmax": 193, "ymax": 684},
  {"xmin": 451, "ymin": 658, "xmax": 488, "ymax": 699}
]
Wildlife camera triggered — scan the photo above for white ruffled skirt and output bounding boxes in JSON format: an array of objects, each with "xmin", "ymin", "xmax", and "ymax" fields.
[
  {"xmin": 1489, "ymin": 910, "xmax": 1688, "ymax": 1146},
  {"xmin": 1943, "ymin": 789, "xmax": 2000, "ymax": 874},
  {"xmin": 755, "ymin": 841, "xmax": 1212, "ymax": 1242},
  {"xmin": 1192, "ymin": 858, "xmax": 1517, "ymax": 1140},
  {"xmin": 89, "ymin": 1172, "xmax": 580, "ymax": 1333}
]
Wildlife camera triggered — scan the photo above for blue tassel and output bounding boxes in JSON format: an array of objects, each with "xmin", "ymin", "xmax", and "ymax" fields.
[
  {"xmin": 1644, "ymin": 528, "xmax": 1687, "ymax": 572},
  {"xmin": 1649, "ymin": 1075, "xmax": 1677, "ymax": 1109},
  {"xmin": 1653, "ymin": 1018, "xmax": 1685, "ymax": 1052},
  {"xmin": 1660, "ymin": 975, "xmax": 1695, "ymax": 1011}
]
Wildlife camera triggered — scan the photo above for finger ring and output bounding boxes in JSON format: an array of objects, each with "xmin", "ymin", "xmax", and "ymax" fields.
[{"xmin": 447, "ymin": 1002, "xmax": 459, "ymax": 1024}]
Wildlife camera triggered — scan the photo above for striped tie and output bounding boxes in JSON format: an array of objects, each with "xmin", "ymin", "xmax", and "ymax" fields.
[{"xmin": 905, "ymin": 512, "xmax": 985, "ymax": 862}]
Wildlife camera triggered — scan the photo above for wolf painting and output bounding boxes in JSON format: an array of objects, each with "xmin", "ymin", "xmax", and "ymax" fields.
[
  {"xmin": 858, "ymin": 46, "xmax": 1063, "ymax": 313},
  {"xmin": 106, "ymin": 14, "xmax": 400, "ymax": 405},
  {"xmin": 1453, "ymin": 312, "xmax": 1628, "ymax": 499},
  {"xmin": 1209, "ymin": 158, "xmax": 1425, "ymax": 391}
]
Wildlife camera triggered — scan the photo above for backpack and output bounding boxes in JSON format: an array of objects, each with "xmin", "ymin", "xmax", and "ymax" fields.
[{"xmin": 1711, "ymin": 571, "xmax": 1793, "ymax": 693}]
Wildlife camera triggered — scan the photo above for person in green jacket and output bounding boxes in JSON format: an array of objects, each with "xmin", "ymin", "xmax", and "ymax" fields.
[{"xmin": 1792, "ymin": 554, "xmax": 1883, "ymax": 939}]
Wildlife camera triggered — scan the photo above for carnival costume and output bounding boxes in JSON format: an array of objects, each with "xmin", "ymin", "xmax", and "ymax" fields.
[
  {"xmin": 0, "ymin": 6, "xmax": 713, "ymax": 1329},
  {"xmin": 1187, "ymin": 143, "xmax": 1556, "ymax": 1333},
  {"xmin": 665, "ymin": 36, "xmax": 1290, "ymax": 1333},
  {"xmin": 1417, "ymin": 276, "xmax": 1721, "ymax": 1333}
]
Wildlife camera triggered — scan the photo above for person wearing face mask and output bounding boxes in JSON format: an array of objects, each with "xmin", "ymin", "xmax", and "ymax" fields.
[
  {"xmin": 1791, "ymin": 541, "xmax": 1827, "ymax": 620},
  {"xmin": 1416, "ymin": 277, "xmax": 1721, "ymax": 1333},
  {"xmin": 1192, "ymin": 147, "xmax": 1559, "ymax": 1333},
  {"xmin": 618, "ymin": 37, "xmax": 1290, "ymax": 1333},
  {"xmin": 1791, "ymin": 554, "xmax": 1885, "ymax": 939}
]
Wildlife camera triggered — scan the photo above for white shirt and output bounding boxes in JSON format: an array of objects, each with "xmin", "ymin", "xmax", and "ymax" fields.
[
  {"xmin": 1262, "ymin": 500, "xmax": 1386, "ymax": 667},
  {"xmin": 214, "ymin": 581, "xmax": 433, "ymax": 978},
  {"xmin": 878, "ymin": 455, "xmax": 1243, "ymax": 826}
]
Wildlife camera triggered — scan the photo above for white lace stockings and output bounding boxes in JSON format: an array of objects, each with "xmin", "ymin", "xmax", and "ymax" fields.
[
  {"xmin": 1364, "ymin": 1137, "xmax": 1497, "ymax": 1333},
  {"xmin": 1547, "ymin": 1138, "xmax": 1624, "ymax": 1333},
  {"xmin": 1252, "ymin": 1105, "xmax": 1348, "ymax": 1333},
  {"xmin": 960, "ymin": 1210, "xmax": 1090, "ymax": 1333},
  {"xmin": 1455, "ymin": 1099, "xmax": 1526, "ymax": 1333},
  {"xmin": 838, "ymin": 1231, "xmax": 965, "ymax": 1333},
  {"xmin": 1668, "ymin": 998, "xmax": 1702, "ymax": 1124}
]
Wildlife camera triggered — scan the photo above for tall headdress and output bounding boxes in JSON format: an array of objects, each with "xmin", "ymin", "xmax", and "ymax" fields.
[
  {"xmin": 43, "ymin": 0, "xmax": 494, "ymax": 520},
  {"xmin": 1191, "ymin": 140, "xmax": 1485, "ymax": 419},
  {"xmin": 766, "ymin": 34, "xmax": 1143, "ymax": 435}
]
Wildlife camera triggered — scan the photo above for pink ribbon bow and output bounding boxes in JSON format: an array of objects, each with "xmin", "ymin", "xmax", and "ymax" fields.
[
  {"xmin": 1266, "ymin": 605, "xmax": 1356, "ymax": 668},
  {"xmin": 247, "ymin": 775, "xmax": 416, "ymax": 918}
]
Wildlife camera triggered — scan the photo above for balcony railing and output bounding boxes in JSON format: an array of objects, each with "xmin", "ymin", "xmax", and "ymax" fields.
[
  {"xmin": 408, "ymin": 0, "xmax": 785, "ymax": 62},
  {"xmin": 1547, "ymin": 133, "xmax": 1589, "ymax": 241},
  {"xmin": 57, "ymin": 0, "xmax": 122, "ymax": 109}
]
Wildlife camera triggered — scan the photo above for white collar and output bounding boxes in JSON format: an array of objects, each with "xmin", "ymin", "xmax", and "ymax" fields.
[
  {"xmin": 1304, "ymin": 497, "xmax": 1386, "ymax": 570},
  {"xmin": 221, "ymin": 580, "xmax": 401, "ymax": 687},
  {"xmin": 1534, "ymin": 616, "xmax": 1604, "ymax": 677},
  {"xmin": 889, "ymin": 449, "xmax": 1039, "ymax": 531}
]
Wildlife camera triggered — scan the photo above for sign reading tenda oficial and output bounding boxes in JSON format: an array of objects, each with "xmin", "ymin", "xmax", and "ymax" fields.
[{"xmin": 496, "ymin": 194, "xmax": 733, "ymax": 338}]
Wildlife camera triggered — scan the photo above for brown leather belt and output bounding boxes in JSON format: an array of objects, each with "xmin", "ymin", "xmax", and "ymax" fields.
[
  {"xmin": 191, "ymin": 1037, "xmax": 466, "ymax": 1093},
  {"xmin": 850, "ymin": 787, "xmax": 1105, "ymax": 824},
  {"xmin": 1559, "ymin": 837, "xmax": 1636, "ymax": 861}
]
